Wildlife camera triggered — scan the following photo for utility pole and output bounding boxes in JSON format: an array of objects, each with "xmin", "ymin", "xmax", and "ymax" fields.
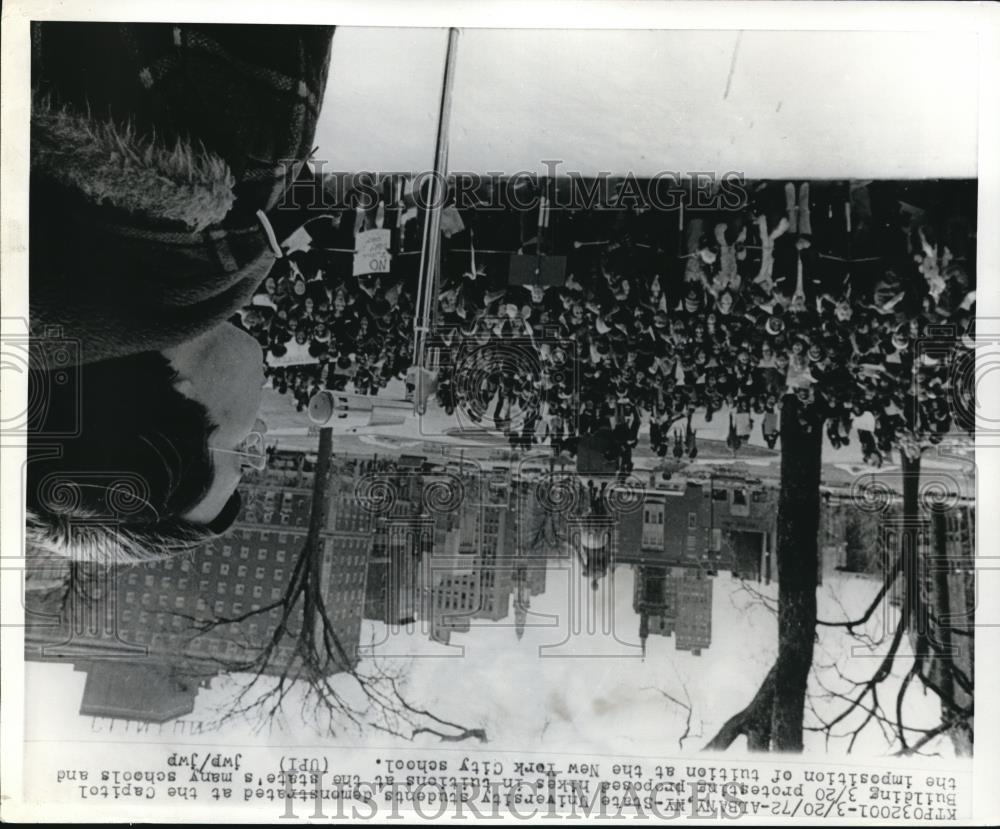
[{"xmin": 412, "ymin": 28, "xmax": 461, "ymax": 416}]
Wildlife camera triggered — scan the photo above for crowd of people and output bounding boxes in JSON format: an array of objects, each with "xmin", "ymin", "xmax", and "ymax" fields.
[
  {"xmin": 244, "ymin": 180, "xmax": 976, "ymax": 469},
  {"xmin": 234, "ymin": 244, "xmax": 418, "ymax": 412}
]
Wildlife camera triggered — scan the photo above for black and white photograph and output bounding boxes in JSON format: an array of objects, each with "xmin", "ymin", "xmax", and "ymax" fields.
[{"xmin": 2, "ymin": 1, "xmax": 998, "ymax": 823}]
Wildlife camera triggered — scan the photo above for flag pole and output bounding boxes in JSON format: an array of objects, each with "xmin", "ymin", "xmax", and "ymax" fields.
[{"xmin": 413, "ymin": 27, "xmax": 460, "ymax": 415}]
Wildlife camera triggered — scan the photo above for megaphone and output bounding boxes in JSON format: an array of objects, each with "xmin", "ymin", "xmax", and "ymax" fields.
[{"xmin": 308, "ymin": 391, "xmax": 410, "ymax": 430}]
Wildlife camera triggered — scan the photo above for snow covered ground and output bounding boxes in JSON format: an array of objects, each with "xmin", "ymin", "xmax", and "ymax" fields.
[
  {"xmin": 24, "ymin": 564, "xmax": 948, "ymax": 759},
  {"xmin": 314, "ymin": 28, "xmax": 976, "ymax": 180}
]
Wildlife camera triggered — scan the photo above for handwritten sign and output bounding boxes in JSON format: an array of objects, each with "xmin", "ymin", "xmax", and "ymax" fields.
[{"xmin": 353, "ymin": 228, "xmax": 392, "ymax": 276}]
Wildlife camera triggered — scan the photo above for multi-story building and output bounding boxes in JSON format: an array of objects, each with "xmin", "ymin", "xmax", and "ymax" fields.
[
  {"xmin": 635, "ymin": 565, "xmax": 678, "ymax": 649},
  {"xmin": 616, "ymin": 479, "xmax": 778, "ymax": 578},
  {"xmin": 364, "ymin": 518, "xmax": 427, "ymax": 626},
  {"xmin": 634, "ymin": 564, "xmax": 713, "ymax": 656},
  {"xmin": 24, "ymin": 451, "xmax": 373, "ymax": 724},
  {"xmin": 673, "ymin": 568, "xmax": 713, "ymax": 655},
  {"xmin": 474, "ymin": 505, "xmax": 514, "ymax": 622},
  {"xmin": 415, "ymin": 481, "xmax": 553, "ymax": 643},
  {"xmin": 428, "ymin": 573, "xmax": 479, "ymax": 645}
]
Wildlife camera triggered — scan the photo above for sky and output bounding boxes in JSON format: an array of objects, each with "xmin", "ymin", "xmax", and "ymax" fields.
[{"xmin": 314, "ymin": 27, "xmax": 979, "ymax": 178}]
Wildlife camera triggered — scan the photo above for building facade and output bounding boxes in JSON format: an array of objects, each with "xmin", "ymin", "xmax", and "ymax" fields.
[{"xmin": 25, "ymin": 450, "xmax": 373, "ymax": 723}]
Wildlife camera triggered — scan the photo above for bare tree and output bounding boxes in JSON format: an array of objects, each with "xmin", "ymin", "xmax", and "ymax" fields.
[
  {"xmin": 705, "ymin": 395, "xmax": 823, "ymax": 752},
  {"xmin": 803, "ymin": 453, "xmax": 973, "ymax": 757},
  {"xmin": 706, "ymin": 415, "xmax": 974, "ymax": 755},
  {"xmin": 643, "ymin": 682, "xmax": 704, "ymax": 752},
  {"xmin": 177, "ymin": 428, "xmax": 486, "ymax": 743}
]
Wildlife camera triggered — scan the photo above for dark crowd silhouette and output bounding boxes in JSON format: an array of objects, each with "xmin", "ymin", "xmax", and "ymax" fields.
[{"xmin": 235, "ymin": 179, "xmax": 976, "ymax": 471}]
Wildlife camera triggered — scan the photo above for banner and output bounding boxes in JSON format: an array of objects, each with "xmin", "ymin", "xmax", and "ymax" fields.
[
  {"xmin": 263, "ymin": 341, "xmax": 315, "ymax": 367},
  {"xmin": 353, "ymin": 228, "xmax": 392, "ymax": 276}
]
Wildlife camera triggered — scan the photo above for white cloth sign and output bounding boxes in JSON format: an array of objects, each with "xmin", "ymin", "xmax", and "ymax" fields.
[
  {"xmin": 353, "ymin": 228, "xmax": 392, "ymax": 276},
  {"xmin": 264, "ymin": 341, "xmax": 314, "ymax": 367}
]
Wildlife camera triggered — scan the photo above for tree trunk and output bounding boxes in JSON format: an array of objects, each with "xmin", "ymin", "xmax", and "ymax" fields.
[
  {"xmin": 930, "ymin": 508, "xmax": 974, "ymax": 756},
  {"xmin": 303, "ymin": 428, "xmax": 334, "ymax": 653},
  {"xmin": 769, "ymin": 398, "xmax": 822, "ymax": 752},
  {"xmin": 929, "ymin": 508, "xmax": 954, "ymax": 696},
  {"xmin": 703, "ymin": 399, "xmax": 823, "ymax": 753},
  {"xmin": 704, "ymin": 664, "xmax": 776, "ymax": 751},
  {"xmin": 899, "ymin": 453, "xmax": 921, "ymax": 631}
]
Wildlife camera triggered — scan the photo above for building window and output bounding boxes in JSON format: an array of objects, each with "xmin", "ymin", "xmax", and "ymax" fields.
[
  {"xmin": 252, "ymin": 585, "xmax": 263, "ymax": 599},
  {"xmin": 687, "ymin": 512, "xmax": 697, "ymax": 529},
  {"xmin": 237, "ymin": 565, "xmax": 248, "ymax": 578},
  {"xmin": 220, "ymin": 563, "xmax": 230, "ymax": 576},
  {"xmin": 174, "ymin": 596, "xmax": 185, "ymax": 609},
  {"xmin": 255, "ymin": 566, "xmax": 265, "ymax": 580},
  {"xmin": 235, "ymin": 584, "xmax": 245, "ymax": 596}
]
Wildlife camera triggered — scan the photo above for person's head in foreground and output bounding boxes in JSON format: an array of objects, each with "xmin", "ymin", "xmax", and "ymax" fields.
[{"xmin": 27, "ymin": 324, "xmax": 266, "ymax": 565}]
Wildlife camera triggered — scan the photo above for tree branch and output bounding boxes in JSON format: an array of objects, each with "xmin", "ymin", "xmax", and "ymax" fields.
[{"xmin": 704, "ymin": 664, "xmax": 777, "ymax": 751}]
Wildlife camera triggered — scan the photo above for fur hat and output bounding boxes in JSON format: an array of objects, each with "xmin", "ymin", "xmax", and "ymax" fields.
[
  {"xmin": 30, "ymin": 94, "xmax": 273, "ymax": 366},
  {"xmin": 33, "ymin": 95, "xmax": 236, "ymax": 231}
]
